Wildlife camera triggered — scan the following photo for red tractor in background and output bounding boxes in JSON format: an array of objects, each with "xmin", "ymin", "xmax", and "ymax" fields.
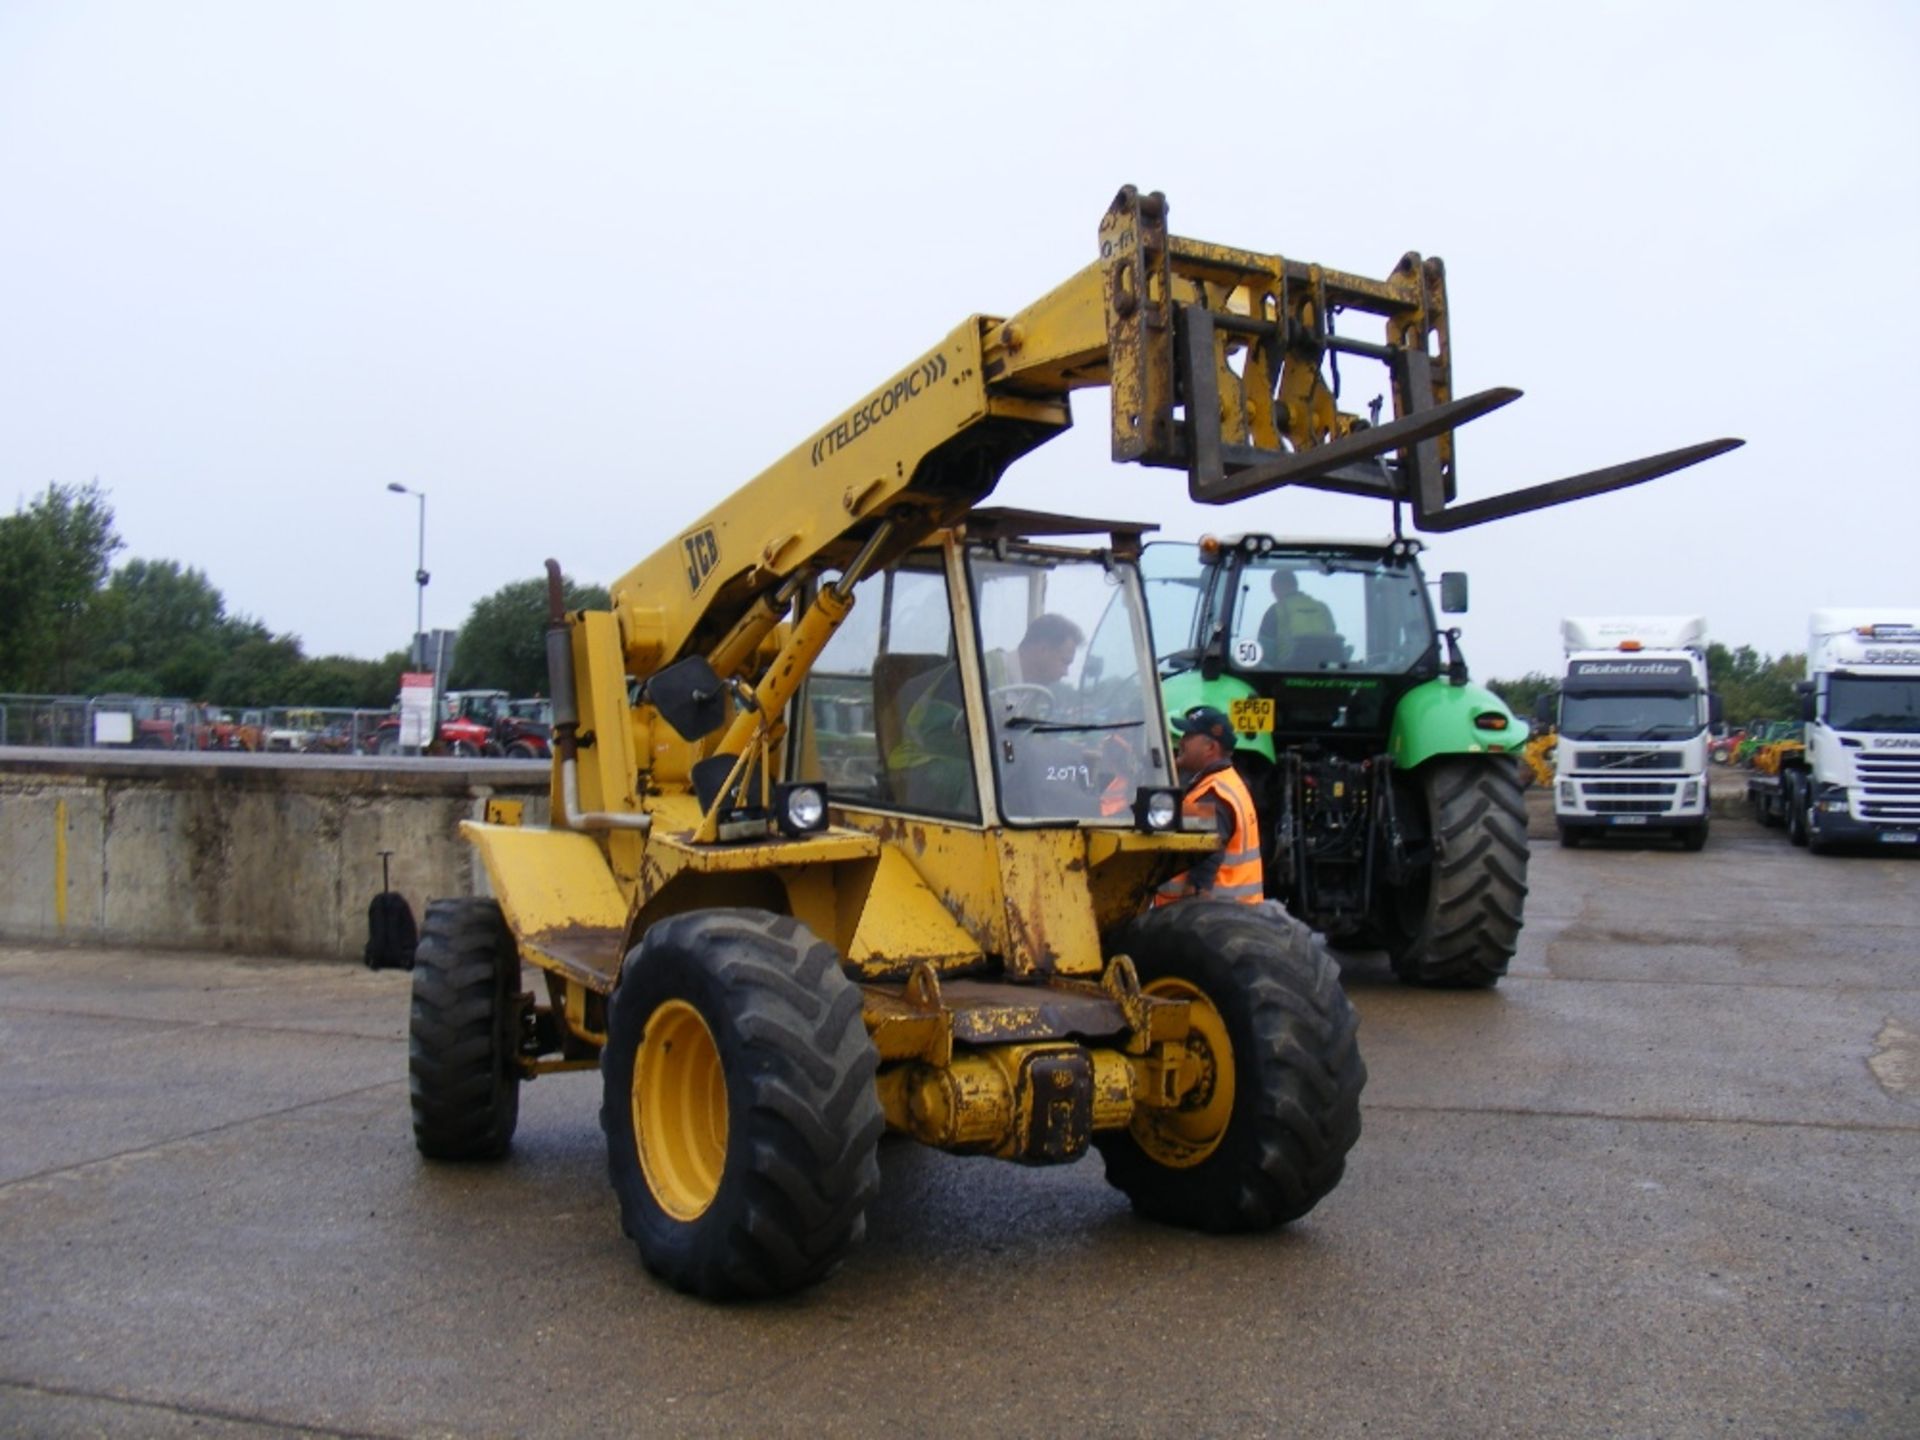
[{"xmin": 367, "ymin": 690, "xmax": 550, "ymax": 757}]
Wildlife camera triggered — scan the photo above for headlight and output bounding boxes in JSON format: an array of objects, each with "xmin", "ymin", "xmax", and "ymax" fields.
[
  {"xmin": 775, "ymin": 782, "xmax": 828, "ymax": 836},
  {"xmin": 1682, "ymin": 781, "xmax": 1700, "ymax": 805},
  {"xmin": 1558, "ymin": 782, "xmax": 1576, "ymax": 805},
  {"xmin": 1133, "ymin": 786, "xmax": 1182, "ymax": 833}
]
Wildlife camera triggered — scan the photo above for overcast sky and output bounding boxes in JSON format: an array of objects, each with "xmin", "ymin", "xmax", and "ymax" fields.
[{"xmin": 3, "ymin": 0, "xmax": 1915, "ymax": 684}]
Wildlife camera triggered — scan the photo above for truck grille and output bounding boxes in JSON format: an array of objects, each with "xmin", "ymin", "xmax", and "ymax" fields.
[
  {"xmin": 1858, "ymin": 751, "xmax": 1920, "ymax": 821},
  {"xmin": 1580, "ymin": 778, "xmax": 1682, "ymax": 815},
  {"xmin": 1572, "ymin": 750, "xmax": 1684, "ymax": 771}
]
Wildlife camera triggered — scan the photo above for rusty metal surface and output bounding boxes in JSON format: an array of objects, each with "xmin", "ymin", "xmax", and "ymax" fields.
[{"xmin": 864, "ymin": 976, "xmax": 1130, "ymax": 1048}]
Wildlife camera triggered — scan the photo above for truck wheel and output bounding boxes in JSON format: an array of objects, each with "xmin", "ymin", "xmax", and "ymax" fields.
[
  {"xmin": 1557, "ymin": 824, "xmax": 1581, "ymax": 849},
  {"xmin": 409, "ymin": 898, "xmax": 524, "ymax": 1160},
  {"xmin": 1096, "ymin": 903, "xmax": 1364, "ymax": 1231},
  {"xmin": 1380, "ymin": 759, "xmax": 1530, "ymax": 988},
  {"xmin": 1678, "ymin": 824, "xmax": 1709, "ymax": 852},
  {"xmin": 601, "ymin": 909, "xmax": 882, "ymax": 1300},
  {"xmin": 1785, "ymin": 777, "xmax": 1809, "ymax": 847}
]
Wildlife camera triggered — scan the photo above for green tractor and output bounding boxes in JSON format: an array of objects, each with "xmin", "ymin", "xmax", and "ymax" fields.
[{"xmin": 1143, "ymin": 534, "xmax": 1529, "ymax": 988}]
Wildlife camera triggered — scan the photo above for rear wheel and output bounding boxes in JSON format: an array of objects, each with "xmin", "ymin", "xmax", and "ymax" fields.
[
  {"xmin": 1785, "ymin": 775, "xmax": 1810, "ymax": 847},
  {"xmin": 409, "ymin": 898, "xmax": 524, "ymax": 1160},
  {"xmin": 1379, "ymin": 759, "xmax": 1529, "ymax": 988},
  {"xmin": 1097, "ymin": 903, "xmax": 1364, "ymax": 1231},
  {"xmin": 601, "ymin": 909, "xmax": 882, "ymax": 1300},
  {"xmin": 505, "ymin": 741, "xmax": 541, "ymax": 760}
]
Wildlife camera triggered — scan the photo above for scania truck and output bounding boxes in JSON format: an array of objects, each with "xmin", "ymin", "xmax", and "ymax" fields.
[
  {"xmin": 1544, "ymin": 615, "xmax": 1717, "ymax": 849},
  {"xmin": 1749, "ymin": 610, "xmax": 1920, "ymax": 851}
]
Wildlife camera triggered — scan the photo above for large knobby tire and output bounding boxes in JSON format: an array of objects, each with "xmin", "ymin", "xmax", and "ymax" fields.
[
  {"xmin": 1381, "ymin": 758, "xmax": 1530, "ymax": 989},
  {"xmin": 409, "ymin": 898, "xmax": 524, "ymax": 1160},
  {"xmin": 601, "ymin": 909, "xmax": 883, "ymax": 1301},
  {"xmin": 1096, "ymin": 903, "xmax": 1365, "ymax": 1232}
]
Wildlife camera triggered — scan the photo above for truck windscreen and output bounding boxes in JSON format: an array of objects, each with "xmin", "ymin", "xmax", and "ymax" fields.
[
  {"xmin": 1827, "ymin": 675, "xmax": 1920, "ymax": 732},
  {"xmin": 1559, "ymin": 691, "xmax": 1701, "ymax": 740}
]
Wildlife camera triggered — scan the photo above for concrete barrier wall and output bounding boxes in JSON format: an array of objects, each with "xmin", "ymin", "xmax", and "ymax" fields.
[{"xmin": 0, "ymin": 749, "xmax": 551, "ymax": 961}]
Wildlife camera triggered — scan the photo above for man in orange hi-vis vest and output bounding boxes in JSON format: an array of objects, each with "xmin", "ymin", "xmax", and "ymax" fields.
[{"xmin": 1154, "ymin": 705, "xmax": 1265, "ymax": 907}]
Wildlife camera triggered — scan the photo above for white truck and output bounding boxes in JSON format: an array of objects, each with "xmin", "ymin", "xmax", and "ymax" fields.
[
  {"xmin": 1750, "ymin": 609, "xmax": 1920, "ymax": 852},
  {"xmin": 1544, "ymin": 615, "xmax": 1717, "ymax": 850}
]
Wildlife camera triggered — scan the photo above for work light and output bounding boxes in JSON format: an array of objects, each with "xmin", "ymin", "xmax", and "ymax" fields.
[{"xmin": 775, "ymin": 782, "xmax": 829, "ymax": 836}]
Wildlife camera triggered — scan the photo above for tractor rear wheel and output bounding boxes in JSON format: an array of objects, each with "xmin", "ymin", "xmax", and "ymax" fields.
[
  {"xmin": 601, "ymin": 909, "xmax": 882, "ymax": 1300},
  {"xmin": 1096, "ymin": 903, "xmax": 1364, "ymax": 1231},
  {"xmin": 409, "ymin": 898, "xmax": 524, "ymax": 1160},
  {"xmin": 1379, "ymin": 758, "xmax": 1530, "ymax": 989}
]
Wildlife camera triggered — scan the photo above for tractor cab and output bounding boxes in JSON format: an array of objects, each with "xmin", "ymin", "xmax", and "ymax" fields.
[{"xmin": 1144, "ymin": 535, "xmax": 1461, "ymax": 761}]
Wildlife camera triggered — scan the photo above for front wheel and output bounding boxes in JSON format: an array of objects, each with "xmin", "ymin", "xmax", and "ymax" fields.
[
  {"xmin": 409, "ymin": 898, "xmax": 524, "ymax": 1159},
  {"xmin": 1379, "ymin": 759, "xmax": 1530, "ymax": 988},
  {"xmin": 1096, "ymin": 903, "xmax": 1364, "ymax": 1231},
  {"xmin": 1678, "ymin": 823, "xmax": 1709, "ymax": 853},
  {"xmin": 601, "ymin": 909, "xmax": 883, "ymax": 1300}
]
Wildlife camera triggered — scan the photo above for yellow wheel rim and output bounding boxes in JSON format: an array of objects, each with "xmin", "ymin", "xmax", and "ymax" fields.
[
  {"xmin": 1131, "ymin": 976, "xmax": 1235, "ymax": 1168},
  {"xmin": 633, "ymin": 999, "xmax": 728, "ymax": 1221}
]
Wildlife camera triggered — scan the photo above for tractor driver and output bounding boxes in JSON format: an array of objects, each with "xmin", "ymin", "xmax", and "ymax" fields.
[
  {"xmin": 1256, "ymin": 566, "xmax": 1338, "ymax": 667},
  {"xmin": 984, "ymin": 612, "xmax": 1084, "ymax": 716},
  {"xmin": 1152, "ymin": 705, "xmax": 1264, "ymax": 907}
]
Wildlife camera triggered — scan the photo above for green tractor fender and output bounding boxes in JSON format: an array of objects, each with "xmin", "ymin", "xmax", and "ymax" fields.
[{"xmin": 1388, "ymin": 677, "xmax": 1529, "ymax": 771}]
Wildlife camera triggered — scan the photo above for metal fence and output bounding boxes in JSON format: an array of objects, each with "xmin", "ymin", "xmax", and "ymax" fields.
[{"xmin": 0, "ymin": 695, "xmax": 397, "ymax": 756}]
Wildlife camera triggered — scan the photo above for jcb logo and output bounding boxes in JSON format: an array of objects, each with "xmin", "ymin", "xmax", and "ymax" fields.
[{"xmin": 682, "ymin": 527, "xmax": 719, "ymax": 594}]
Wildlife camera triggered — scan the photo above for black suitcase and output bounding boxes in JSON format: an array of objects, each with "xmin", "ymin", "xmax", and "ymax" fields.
[{"xmin": 364, "ymin": 850, "xmax": 418, "ymax": 971}]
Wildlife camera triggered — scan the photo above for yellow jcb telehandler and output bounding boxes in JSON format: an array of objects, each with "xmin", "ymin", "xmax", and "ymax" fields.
[{"xmin": 406, "ymin": 187, "xmax": 1740, "ymax": 1298}]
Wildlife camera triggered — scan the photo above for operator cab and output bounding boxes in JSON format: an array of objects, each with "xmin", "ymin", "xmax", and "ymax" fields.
[{"xmin": 795, "ymin": 512, "xmax": 1179, "ymax": 827}]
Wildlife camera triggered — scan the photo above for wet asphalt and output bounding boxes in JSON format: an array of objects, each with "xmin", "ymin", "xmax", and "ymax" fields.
[{"xmin": 1, "ymin": 805, "xmax": 1916, "ymax": 1439}]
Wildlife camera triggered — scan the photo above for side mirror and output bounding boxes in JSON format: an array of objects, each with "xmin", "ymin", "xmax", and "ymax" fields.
[
  {"xmin": 1795, "ymin": 680, "xmax": 1816, "ymax": 724},
  {"xmin": 1439, "ymin": 572, "xmax": 1469, "ymax": 614},
  {"xmin": 1707, "ymin": 693, "xmax": 1724, "ymax": 725},
  {"xmin": 1533, "ymin": 692, "xmax": 1557, "ymax": 725},
  {"xmin": 646, "ymin": 655, "xmax": 730, "ymax": 740}
]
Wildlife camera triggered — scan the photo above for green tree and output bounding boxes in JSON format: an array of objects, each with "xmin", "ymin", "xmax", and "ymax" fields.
[
  {"xmin": 205, "ymin": 623, "xmax": 309, "ymax": 707},
  {"xmin": 282, "ymin": 652, "xmax": 408, "ymax": 709},
  {"xmin": 0, "ymin": 481, "xmax": 122, "ymax": 691},
  {"xmin": 1706, "ymin": 642, "xmax": 1804, "ymax": 728},
  {"xmin": 450, "ymin": 574, "xmax": 609, "ymax": 695},
  {"xmin": 79, "ymin": 558, "xmax": 230, "ymax": 697},
  {"xmin": 1486, "ymin": 671, "xmax": 1558, "ymax": 724}
]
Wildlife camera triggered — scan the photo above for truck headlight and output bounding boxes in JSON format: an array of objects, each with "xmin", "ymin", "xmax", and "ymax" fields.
[
  {"xmin": 1682, "ymin": 781, "xmax": 1700, "ymax": 805},
  {"xmin": 1558, "ymin": 782, "xmax": 1576, "ymax": 805},
  {"xmin": 1133, "ymin": 786, "xmax": 1183, "ymax": 833},
  {"xmin": 775, "ymin": 782, "xmax": 829, "ymax": 836}
]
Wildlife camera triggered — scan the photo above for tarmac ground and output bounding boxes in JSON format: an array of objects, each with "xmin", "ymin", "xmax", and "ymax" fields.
[{"xmin": 1, "ymin": 802, "xmax": 1915, "ymax": 1438}]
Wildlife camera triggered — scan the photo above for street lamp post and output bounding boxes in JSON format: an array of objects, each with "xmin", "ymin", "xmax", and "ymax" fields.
[{"xmin": 386, "ymin": 483, "xmax": 428, "ymax": 664}]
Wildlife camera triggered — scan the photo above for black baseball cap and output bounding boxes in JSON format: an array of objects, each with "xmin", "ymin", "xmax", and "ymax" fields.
[{"xmin": 1171, "ymin": 705, "xmax": 1235, "ymax": 748}]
